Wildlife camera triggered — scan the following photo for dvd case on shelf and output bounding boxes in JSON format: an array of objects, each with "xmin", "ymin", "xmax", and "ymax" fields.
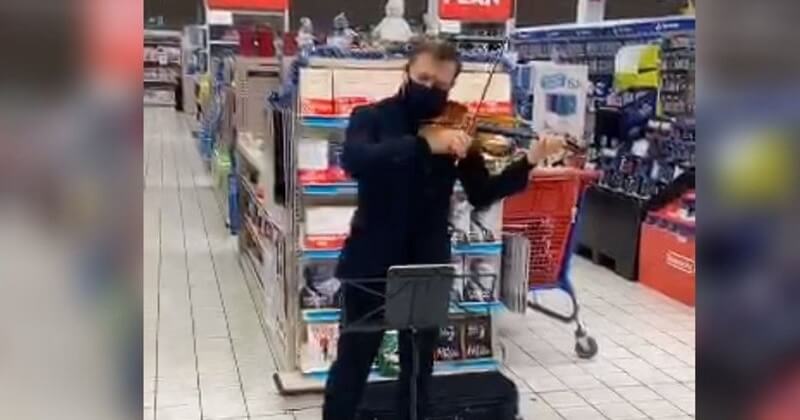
[
  {"xmin": 435, "ymin": 321, "xmax": 464, "ymax": 362},
  {"xmin": 300, "ymin": 260, "xmax": 342, "ymax": 310},
  {"xmin": 463, "ymin": 255, "xmax": 501, "ymax": 303},
  {"xmin": 464, "ymin": 317, "xmax": 493, "ymax": 359},
  {"xmin": 301, "ymin": 323, "xmax": 340, "ymax": 372}
]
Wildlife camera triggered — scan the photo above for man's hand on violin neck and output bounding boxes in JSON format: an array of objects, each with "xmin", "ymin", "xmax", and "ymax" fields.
[
  {"xmin": 419, "ymin": 126, "xmax": 469, "ymax": 159},
  {"xmin": 528, "ymin": 134, "xmax": 568, "ymax": 166}
]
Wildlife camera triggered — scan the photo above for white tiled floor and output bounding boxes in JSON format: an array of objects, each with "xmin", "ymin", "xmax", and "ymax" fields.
[{"xmin": 144, "ymin": 108, "xmax": 695, "ymax": 419}]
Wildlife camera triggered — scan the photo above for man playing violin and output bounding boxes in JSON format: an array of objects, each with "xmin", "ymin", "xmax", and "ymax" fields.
[{"xmin": 323, "ymin": 39, "xmax": 567, "ymax": 420}]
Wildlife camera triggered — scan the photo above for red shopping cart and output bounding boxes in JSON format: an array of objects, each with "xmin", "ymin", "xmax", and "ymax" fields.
[{"xmin": 503, "ymin": 168, "xmax": 600, "ymax": 359}]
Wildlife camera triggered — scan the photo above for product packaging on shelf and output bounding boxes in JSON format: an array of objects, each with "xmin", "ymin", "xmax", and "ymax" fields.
[
  {"xmin": 521, "ymin": 62, "xmax": 589, "ymax": 140},
  {"xmin": 450, "ymin": 72, "xmax": 512, "ymax": 116},
  {"xmin": 450, "ymin": 255, "xmax": 466, "ymax": 302},
  {"xmin": 449, "ymin": 190, "xmax": 471, "ymax": 244},
  {"xmin": 449, "ymin": 191, "xmax": 503, "ymax": 244},
  {"xmin": 299, "ymin": 68, "xmax": 334, "ymax": 116},
  {"xmin": 304, "ymin": 206, "xmax": 356, "ymax": 249},
  {"xmin": 333, "ymin": 69, "xmax": 404, "ymax": 116},
  {"xmin": 470, "ymin": 202, "xmax": 503, "ymax": 243},
  {"xmin": 300, "ymin": 260, "xmax": 342, "ymax": 310},
  {"xmin": 301, "ymin": 323, "xmax": 340, "ymax": 372},
  {"xmin": 377, "ymin": 331, "xmax": 400, "ymax": 378},
  {"xmin": 462, "ymin": 255, "xmax": 501, "ymax": 303},
  {"xmin": 298, "ymin": 138, "xmax": 329, "ymax": 171},
  {"xmin": 463, "ymin": 317, "xmax": 493, "ymax": 359},
  {"xmin": 435, "ymin": 321, "xmax": 464, "ymax": 362},
  {"xmin": 297, "ymin": 137, "xmax": 349, "ymax": 184}
]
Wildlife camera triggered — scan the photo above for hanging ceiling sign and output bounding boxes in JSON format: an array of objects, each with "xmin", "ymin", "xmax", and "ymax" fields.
[
  {"xmin": 207, "ymin": 0, "xmax": 288, "ymax": 12},
  {"xmin": 439, "ymin": 0, "xmax": 514, "ymax": 22},
  {"xmin": 208, "ymin": 10, "xmax": 234, "ymax": 25}
]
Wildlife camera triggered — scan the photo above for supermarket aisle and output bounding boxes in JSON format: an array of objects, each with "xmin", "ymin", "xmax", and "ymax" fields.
[
  {"xmin": 144, "ymin": 108, "xmax": 322, "ymax": 420},
  {"xmin": 144, "ymin": 108, "xmax": 695, "ymax": 420}
]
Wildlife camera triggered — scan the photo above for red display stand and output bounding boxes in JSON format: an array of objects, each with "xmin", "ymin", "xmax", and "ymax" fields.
[{"xmin": 638, "ymin": 192, "xmax": 696, "ymax": 306}]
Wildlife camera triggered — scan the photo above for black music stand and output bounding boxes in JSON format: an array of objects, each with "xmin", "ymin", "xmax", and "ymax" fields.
[{"xmin": 342, "ymin": 264, "xmax": 455, "ymax": 420}]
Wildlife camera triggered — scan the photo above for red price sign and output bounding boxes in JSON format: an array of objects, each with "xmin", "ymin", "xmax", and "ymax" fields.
[
  {"xmin": 439, "ymin": 0, "xmax": 514, "ymax": 22},
  {"xmin": 207, "ymin": 0, "xmax": 288, "ymax": 11}
]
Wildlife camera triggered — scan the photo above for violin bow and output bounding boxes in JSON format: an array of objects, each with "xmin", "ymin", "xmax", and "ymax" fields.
[
  {"xmin": 461, "ymin": 37, "xmax": 587, "ymax": 156},
  {"xmin": 467, "ymin": 37, "xmax": 511, "ymax": 133}
]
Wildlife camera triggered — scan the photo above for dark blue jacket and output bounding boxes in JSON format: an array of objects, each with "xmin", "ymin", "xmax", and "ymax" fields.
[{"xmin": 335, "ymin": 95, "xmax": 533, "ymax": 280}]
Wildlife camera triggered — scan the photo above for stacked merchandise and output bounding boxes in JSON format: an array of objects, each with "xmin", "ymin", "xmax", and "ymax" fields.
[
  {"xmin": 512, "ymin": 16, "xmax": 696, "ymax": 112},
  {"xmin": 639, "ymin": 191, "xmax": 695, "ymax": 306},
  {"xmin": 513, "ymin": 17, "xmax": 696, "ymax": 281},
  {"xmin": 659, "ymin": 34, "xmax": 695, "ymax": 118},
  {"xmin": 593, "ymin": 31, "xmax": 696, "ymax": 202},
  {"xmin": 197, "ymin": 57, "xmax": 234, "ymax": 164},
  {"xmin": 373, "ymin": 317, "xmax": 494, "ymax": 378},
  {"xmin": 181, "ymin": 25, "xmax": 209, "ymax": 117},
  {"xmin": 269, "ymin": 50, "xmax": 512, "ymax": 382},
  {"xmin": 595, "ymin": 116, "xmax": 695, "ymax": 201},
  {"xmin": 144, "ymin": 30, "xmax": 182, "ymax": 106}
]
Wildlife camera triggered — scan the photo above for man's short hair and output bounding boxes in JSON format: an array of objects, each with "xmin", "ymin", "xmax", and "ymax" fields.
[{"xmin": 407, "ymin": 37, "xmax": 463, "ymax": 78}]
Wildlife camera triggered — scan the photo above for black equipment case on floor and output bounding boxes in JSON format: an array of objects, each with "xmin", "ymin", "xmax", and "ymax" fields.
[{"xmin": 356, "ymin": 372, "xmax": 519, "ymax": 420}]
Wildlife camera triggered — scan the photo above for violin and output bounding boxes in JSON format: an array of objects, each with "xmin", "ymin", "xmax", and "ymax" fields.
[{"xmin": 423, "ymin": 101, "xmax": 586, "ymax": 174}]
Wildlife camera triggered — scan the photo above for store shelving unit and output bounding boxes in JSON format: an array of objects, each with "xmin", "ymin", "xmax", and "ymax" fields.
[
  {"xmin": 182, "ymin": 25, "xmax": 209, "ymax": 118},
  {"xmin": 237, "ymin": 52, "xmax": 515, "ymax": 393},
  {"xmin": 511, "ymin": 18, "xmax": 698, "ymax": 282},
  {"xmin": 659, "ymin": 33, "xmax": 695, "ymax": 120},
  {"xmin": 512, "ymin": 16, "xmax": 696, "ymax": 106},
  {"xmin": 144, "ymin": 30, "xmax": 182, "ymax": 107}
]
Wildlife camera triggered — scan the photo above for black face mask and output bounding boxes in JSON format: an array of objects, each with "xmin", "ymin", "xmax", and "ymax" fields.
[{"xmin": 401, "ymin": 79, "xmax": 449, "ymax": 121}]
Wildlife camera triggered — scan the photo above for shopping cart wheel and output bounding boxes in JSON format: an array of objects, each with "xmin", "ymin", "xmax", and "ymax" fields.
[
  {"xmin": 574, "ymin": 329, "xmax": 599, "ymax": 359},
  {"xmin": 575, "ymin": 336, "xmax": 598, "ymax": 359}
]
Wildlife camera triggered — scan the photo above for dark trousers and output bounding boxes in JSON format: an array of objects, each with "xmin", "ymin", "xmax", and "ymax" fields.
[{"xmin": 322, "ymin": 327, "xmax": 439, "ymax": 420}]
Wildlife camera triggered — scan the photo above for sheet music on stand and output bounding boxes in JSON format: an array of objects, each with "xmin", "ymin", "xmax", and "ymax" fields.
[{"xmin": 501, "ymin": 233, "xmax": 530, "ymax": 314}]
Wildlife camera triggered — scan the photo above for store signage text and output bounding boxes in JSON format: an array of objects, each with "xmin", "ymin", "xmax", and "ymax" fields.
[
  {"xmin": 541, "ymin": 73, "xmax": 582, "ymax": 90},
  {"xmin": 666, "ymin": 251, "xmax": 694, "ymax": 274},
  {"xmin": 439, "ymin": 0, "xmax": 513, "ymax": 22}
]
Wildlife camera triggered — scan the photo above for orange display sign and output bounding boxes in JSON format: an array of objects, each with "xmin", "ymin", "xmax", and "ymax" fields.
[
  {"xmin": 439, "ymin": 0, "xmax": 514, "ymax": 22},
  {"xmin": 639, "ymin": 219, "xmax": 696, "ymax": 307},
  {"xmin": 207, "ymin": 0, "xmax": 288, "ymax": 11}
]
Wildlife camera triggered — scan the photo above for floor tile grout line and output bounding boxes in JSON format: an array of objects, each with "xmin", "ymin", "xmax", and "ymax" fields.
[
  {"xmin": 170, "ymin": 115, "xmax": 206, "ymax": 420},
  {"xmin": 179, "ymin": 113, "xmax": 252, "ymax": 419},
  {"xmin": 152, "ymin": 116, "xmax": 164, "ymax": 419}
]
